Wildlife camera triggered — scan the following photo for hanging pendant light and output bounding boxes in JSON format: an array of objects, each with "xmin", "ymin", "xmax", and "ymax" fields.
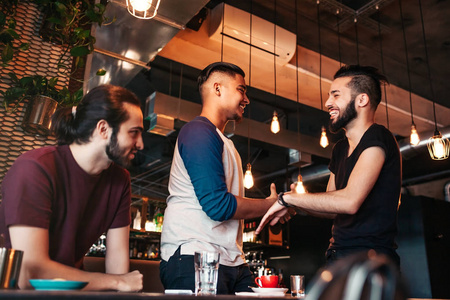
[
  {"xmin": 410, "ymin": 124, "xmax": 420, "ymax": 146},
  {"xmin": 244, "ymin": 163, "xmax": 254, "ymax": 189},
  {"xmin": 270, "ymin": 0, "xmax": 280, "ymax": 134},
  {"xmin": 320, "ymin": 126, "xmax": 329, "ymax": 148},
  {"xmin": 399, "ymin": 0, "xmax": 420, "ymax": 147},
  {"xmin": 244, "ymin": 0, "xmax": 255, "ymax": 190},
  {"xmin": 427, "ymin": 131, "xmax": 449, "ymax": 160},
  {"xmin": 126, "ymin": 0, "xmax": 161, "ymax": 19},
  {"xmin": 295, "ymin": 174, "xmax": 306, "ymax": 194},
  {"xmin": 415, "ymin": 0, "xmax": 449, "ymax": 160},
  {"xmin": 271, "ymin": 110, "xmax": 280, "ymax": 134},
  {"xmin": 316, "ymin": 1, "xmax": 328, "ymax": 147}
]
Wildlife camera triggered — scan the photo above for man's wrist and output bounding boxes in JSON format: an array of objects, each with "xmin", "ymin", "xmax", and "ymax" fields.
[{"xmin": 277, "ymin": 192, "xmax": 291, "ymax": 207}]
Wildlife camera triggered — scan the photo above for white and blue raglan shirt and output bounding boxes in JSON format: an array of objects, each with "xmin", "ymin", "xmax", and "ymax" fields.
[{"xmin": 160, "ymin": 116, "xmax": 245, "ymax": 266}]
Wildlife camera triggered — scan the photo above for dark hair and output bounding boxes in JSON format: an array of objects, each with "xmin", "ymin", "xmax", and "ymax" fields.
[
  {"xmin": 197, "ymin": 62, "xmax": 245, "ymax": 96},
  {"xmin": 334, "ymin": 65, "xmax": 388, "ymax": 109},
  {"xmin": 51, "ymin": 84, "xmax": 140, "ymax": 145}
]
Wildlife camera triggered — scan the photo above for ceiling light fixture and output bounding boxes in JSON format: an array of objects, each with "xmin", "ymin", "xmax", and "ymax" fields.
[
  {"xmin": 295, "ymin": 174, "xmax": 306, "ymax": 194},
  {"xmin": 126, "ymin": 0, "xmax": 160, "ymax": 19},
  {"xmin": 416, "ymin": 0, "xmax": 449, "ymax": 159},
  {"xmin": 271, "ymin": 110, "xmax": 280, "ymax": 134},
  {"xmin": 320, "ymin": 126, "xmax": 329, "ymax": 148},
  {"xmin": 244, "ymin": 0, "xmax": 254, "ymax": 190},
  {"xmin": 270, "ymin": 0, "xmax": 280, "ymax": 134},
  {"xmin": 317, "ymin": 0, "xmax": 328, "ymax": 148},
  {"xmin": 294, "ymin": 0, "xmax": 305, "ymax": 194},
  {"xmin": 399, "ymin": 0, "xmax": 420, "ymax": 146},
  {"xmin": 244, "ymin": 163, "xmax": 254, "ymax": 189}
]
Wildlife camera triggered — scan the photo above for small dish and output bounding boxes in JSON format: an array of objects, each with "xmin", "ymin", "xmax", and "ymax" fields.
[
  {"xmin": 251, "ymin": 287, "xmax": 288, "ymax": 296},
  {"xmin": 29, "ymin": 279, "xmax": 88, "ymax": 291}
]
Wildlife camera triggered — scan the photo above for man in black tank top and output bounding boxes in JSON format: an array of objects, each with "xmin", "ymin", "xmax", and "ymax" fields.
[{"xmin": 256, "ymin": 65, "xmax": 401, "ymax": 268}]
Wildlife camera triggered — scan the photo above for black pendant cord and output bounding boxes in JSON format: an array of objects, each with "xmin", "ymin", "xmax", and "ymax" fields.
[
  {"xmin": 273, "ymin": 0, "xmax": 277, "ymax": 102},
  {"xmin": 336, "ymin": 9, "xmax": 342, "ymax": 67},
  {"xmin": 168, "ymin": 60, "xmax": 172, "ymax": 96},
  {"xmin": 317, "ymin": 0, "xmax": 323, "ymax": 110},
  {"xmin": 417, "ymin": 0, "xmax": 437, "ymax": 133},
  {"xmin": 221, "ymin": 3, "xmax": 224, "ymax": 62},
  {"xmin": 398, "ymin": 0, "xmax": 415, "ymax": 126},
  {"xmin": 376, "ymin": 8, "xmax": 390, "ymax": 129},
  {"xmin": 248, "ymin": 0, "xmax": 253, "ymax": 165},
  {"xmin": 354, "ymin": 16, "xmax": 359, "ymax": 65},
  {"xmin": 295, "ymin": 0, "xmax": 300, "ymax": 148}
]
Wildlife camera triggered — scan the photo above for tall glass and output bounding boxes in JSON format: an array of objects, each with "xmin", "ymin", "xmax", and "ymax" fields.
[{"xmin": 194, "ymin": 251, "xmax": 220, "ymax": 295}]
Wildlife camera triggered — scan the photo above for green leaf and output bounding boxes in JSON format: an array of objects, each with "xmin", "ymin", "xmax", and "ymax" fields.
[
  {"xmin": 5, "ymin": 28, "xmax": 20, "ymax": 39},
  {"xmin": 1, "ymin": 45, "xmax": 13, "ymax": 62},
  {"xmin": 96, "ymin": 68, "xmax": 106, "ymax": 76},
  {"xmin": 19, "ymin": 43, "xmax": 30, "ymax": 51},
  {"xmin": 46, "ymin": 17, "xmax": 62, "ymax": 25},
  {"xmin": 70, "ymin": 45, "xmax": 90, "ymax": 57}
]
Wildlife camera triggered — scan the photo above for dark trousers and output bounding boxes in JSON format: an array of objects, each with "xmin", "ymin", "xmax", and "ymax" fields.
[{"xmin": 159, "ymin": 247, "xmax": 254, "ymax": 295}]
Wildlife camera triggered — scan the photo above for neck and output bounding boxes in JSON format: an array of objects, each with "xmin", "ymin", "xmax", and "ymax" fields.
[
  {"xmin": 200, "ymin": 109, "xmax": 227, "ymax": 133},
  {"xmin": 69, "ymin": 143, "xmax": 111, "ymax": 175},
  {"xmin": 345, "ymin": 117, "xmax": 374, "ymax": 152}
]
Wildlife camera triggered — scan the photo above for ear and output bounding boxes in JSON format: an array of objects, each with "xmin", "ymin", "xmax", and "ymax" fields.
[
  {"xmin": 357, "ymin": 93, "xmax": 370, "ymax": 108},
  {"xmin": 213, "ymin": 82, "xmax": 221, "ymax": 96},
  {"xmin": 96, "ymin": 120, "xmax": 111, "ymax": 140}
]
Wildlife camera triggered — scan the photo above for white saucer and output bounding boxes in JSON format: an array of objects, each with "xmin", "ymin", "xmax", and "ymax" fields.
[{"xmin": 251, "ymin": 287, "xmax": 288, "ymax": 296}]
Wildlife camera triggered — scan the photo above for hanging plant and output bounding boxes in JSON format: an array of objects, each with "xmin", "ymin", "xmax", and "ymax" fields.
[
  {"xmin": 1, "ymin": 72, "xmax": 83, "ymax": 112},
  {"xmin": 0, "ymin": 0, "xmax": 30, "ymax": 66},
  {"xmin": 34, "ymin": 0, "xmax": 112, "ymax": 72},
  {"xmin": 1, "ymin": 0, "xmax": 111, "ymax": 114}
]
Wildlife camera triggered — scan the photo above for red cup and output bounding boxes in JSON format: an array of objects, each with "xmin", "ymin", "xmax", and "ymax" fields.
[{"xmin": 255, "ymin": 275, "xmax": 279, "ymax": 288}]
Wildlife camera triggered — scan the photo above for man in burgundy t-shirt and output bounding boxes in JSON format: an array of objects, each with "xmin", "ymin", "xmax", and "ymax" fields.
[{"xmin": 0, "ymin": 85, "xmax": 145, "ymax": 291}]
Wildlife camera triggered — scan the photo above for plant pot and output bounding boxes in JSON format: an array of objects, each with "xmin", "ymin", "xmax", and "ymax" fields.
[{"xmin": 21, "ymin": 95, "xmax": 59, "ymax": 136}]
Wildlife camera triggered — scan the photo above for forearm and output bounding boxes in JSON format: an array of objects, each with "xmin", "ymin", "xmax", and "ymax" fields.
[
  {"xmin": 21, "ymin": 258, "xmax": 125, "ymax": 291},
  {"xmin": 231, "ymin": 196, "xmax": 276, "ymax": 220},
  {"xmin": 283, "ymin": 190, "xmax": 359, "ymax": 215},
  {"xmin": 299, "ymin": 207, "xmax": 336, "ymax": 219}
]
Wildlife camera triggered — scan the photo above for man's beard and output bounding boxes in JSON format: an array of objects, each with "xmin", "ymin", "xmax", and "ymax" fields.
[
  {"xmin": 106, "ymin": 131, "xmax": 131, "ymax": 168},
  {"xmin": 329, "ymin": 96, "xmax": 357, "ymax": 133}
]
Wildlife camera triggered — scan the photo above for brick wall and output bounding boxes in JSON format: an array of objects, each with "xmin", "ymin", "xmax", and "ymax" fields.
[{"xmin": 0, "ymin": 1, "xmax": 72, "ymax": 200}]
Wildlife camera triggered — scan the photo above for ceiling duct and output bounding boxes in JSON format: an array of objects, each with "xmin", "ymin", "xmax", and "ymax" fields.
[
  {"xmin": 84, "ymin": 0, "xmax": 209, "ymax": 92},
  {"xmin": 209, "ymin": 3, "xmax": 297, "ymax": 66},
  {"xmin": 145, "ymin": 92, "xmax": 175, "ymax": 136}
]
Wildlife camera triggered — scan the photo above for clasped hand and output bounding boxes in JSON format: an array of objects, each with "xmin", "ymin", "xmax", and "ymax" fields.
[{"xmin": 256, "ymin": 184, "xmax": 297, "ymax": 235}]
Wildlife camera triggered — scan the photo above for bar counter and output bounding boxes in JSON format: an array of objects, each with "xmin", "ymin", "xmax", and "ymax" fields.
[
  {"xmin": 0, "ymin": 290, "xmax": 293, "ymax": 300},
  {"xmin": 0, "ymin": 291, "xmax": 445, "ymax": 300}
]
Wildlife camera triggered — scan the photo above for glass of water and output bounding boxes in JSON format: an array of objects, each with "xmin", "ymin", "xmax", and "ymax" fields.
[{"xmin": 194, "ymin": 251, "xmax": 220, "ymax": 295}]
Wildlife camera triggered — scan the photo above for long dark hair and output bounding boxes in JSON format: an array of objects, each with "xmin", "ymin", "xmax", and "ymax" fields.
[{"xmin": 51, "ymin": 85, "xmax": 140, "ymax": 145}]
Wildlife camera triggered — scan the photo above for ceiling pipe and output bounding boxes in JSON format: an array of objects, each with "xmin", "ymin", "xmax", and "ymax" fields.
[{"xmin": 398, "ymin": 126, "xmax": 450, "ymax": 160}]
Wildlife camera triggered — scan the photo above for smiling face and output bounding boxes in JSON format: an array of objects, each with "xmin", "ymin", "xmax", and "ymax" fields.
[
  {"xmin": 106, "ymin": 103, "xmax": 144, "ymax": 167},
  {"xmin": 219, "ymin": 73, "xmax": 249, "ymax": 123},
  {"xmin": 325, "ymin": 76, "xmax": 358, "ymax": 133}
]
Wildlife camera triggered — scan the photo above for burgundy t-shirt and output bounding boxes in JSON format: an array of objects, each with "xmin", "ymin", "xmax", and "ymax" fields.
[{"xmin": 0, "ymin": 145, "xmax": 131, "ymax": 268}]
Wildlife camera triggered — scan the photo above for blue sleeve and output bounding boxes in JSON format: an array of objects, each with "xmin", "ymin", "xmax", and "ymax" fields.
[{"xmin": 178, "ymin": 120, "xmax": 237, "ymax": 221}]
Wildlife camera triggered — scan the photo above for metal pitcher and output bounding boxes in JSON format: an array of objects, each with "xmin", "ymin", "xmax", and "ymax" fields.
[{"xmin": 0, "ymin": 248, "xmax": 23, "ymax": 289}]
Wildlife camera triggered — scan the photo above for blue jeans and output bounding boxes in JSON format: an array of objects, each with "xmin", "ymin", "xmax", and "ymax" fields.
[{"xmin": 159, "ymin": 247, "xmax": 253, "ymax": 294}]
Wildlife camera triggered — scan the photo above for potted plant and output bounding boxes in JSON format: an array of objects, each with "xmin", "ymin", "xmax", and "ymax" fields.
[
  {"xmin": 1, "ymin": 73, "xmax": 83, "ymax": 135},
  {"xmin": 0, "ymin": 0, "xmax": 109, "ymax": 135}
]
